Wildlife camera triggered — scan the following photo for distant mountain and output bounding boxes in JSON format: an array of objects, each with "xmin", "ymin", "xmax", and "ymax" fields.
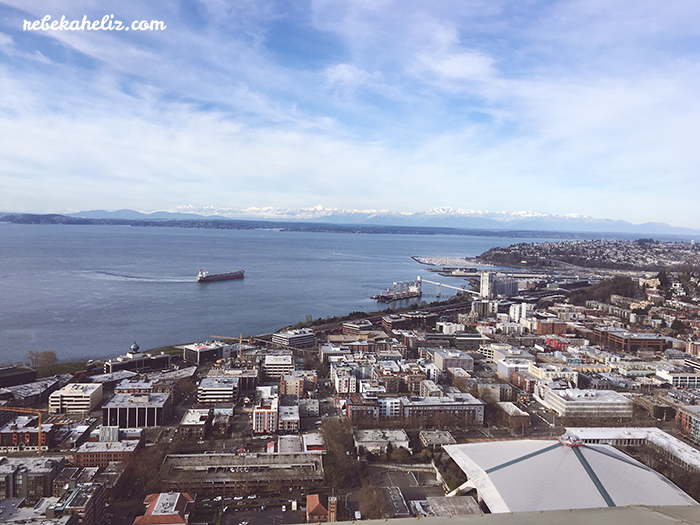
[
  {"xmin": 63, "ymin": 205, "xmax": 700, "ymax": 237},
  {"xmin": 69, "ymin": 209, "xmax": 219, "ymax": 220}
]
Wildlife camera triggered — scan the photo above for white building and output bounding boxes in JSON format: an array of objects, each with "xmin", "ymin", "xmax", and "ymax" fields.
[
  {"xmin": 378, "ymin": 397, "xmax": 402, "ymax": 419},
  {"xmin": 272, "ymin": 328, "xmax": 315, "ymax": 348},
  {"xmin": 198, "ymin": 376, "xmax": 239, "ymax": 404},
  {"xmin": 509, "ymin": 303, "xmax": 533, "ymax": 323},
  {"xmin": 331, "ymin": 365, "xmax": 357, "ymax": 394},
  {"xmin": 540, "ymin": 388, "xmax": 633, "ymax": 419},
  {"xmin": 656, "ymin": 369, "xmax": 700, "ymax": 388},
  {"xmin": 49, "ymin": 383, "xmax": 103, "ymax": 414},
  {"xmin": 436, "ymin": 322, "xmax": 465, "ymax": 335},
  {"xmin": 480, "ymin": 272, "xmax": 492, "ymax": 298},
  {"xmin": 497, "ymin": 358, "xmax": 533, "ymax": 380},
  {"xmin": 528, "ymin": 362, "xmax": 579, "ymax": 383},
  {"xmin": 262, "ymin": 355, "xmax": 294, "ymax": 378}
]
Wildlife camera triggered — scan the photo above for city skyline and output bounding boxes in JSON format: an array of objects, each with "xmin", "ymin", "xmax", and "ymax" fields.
[{"xmin": 1, "ymin": 1, "xmax": 699, "ymax": 228}]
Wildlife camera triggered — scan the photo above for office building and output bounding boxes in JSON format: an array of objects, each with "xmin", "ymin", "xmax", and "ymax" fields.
[
  {"xmin": 49, "ymin": 384, "xmax": 103, "ymax": 415},
  {"xmin": 102, "ymin": 393, "xmax": 170, "ymax": 428}
]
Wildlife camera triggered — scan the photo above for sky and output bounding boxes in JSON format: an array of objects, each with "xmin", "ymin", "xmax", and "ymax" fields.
[{"xmin": 1, "ymin": 1, "xmax": 699, "ymax": 228}]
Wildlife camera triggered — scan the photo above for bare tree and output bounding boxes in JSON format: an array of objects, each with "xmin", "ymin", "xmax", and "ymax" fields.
[
  {"xmin": 26, "ymin": 349, "xmax": 40, "ymax": 368},
  {"xmin": 36, "ymin": 351, "xmax": 58, "ymax": 376}
]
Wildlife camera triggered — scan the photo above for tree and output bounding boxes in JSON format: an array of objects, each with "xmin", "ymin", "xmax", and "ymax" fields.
[
  {"xmin": 671, "ymin": 319, "xmax": 688, "ymax": 334},
  {"xmin": 359, "ymin": 480, "xmax": 386, "ymax": 519},
  {"xmin": 320, "ymin": 418, "xmax": 359, "ymax": 491},
  {"xmin": 390, "ymin": 447, "xmax": 411, "ymax": 463},
  {"xmin": 29, "ymin": 350, "xmax": 58, "ymax": 377},
  {"xmin": 26, "ymin": 349, "xmax": 40, "ymax": 368}
]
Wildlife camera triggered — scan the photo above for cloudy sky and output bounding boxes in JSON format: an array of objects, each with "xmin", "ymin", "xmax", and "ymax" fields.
[{"xmin": 1, "ymin": 1, "xmax": 699, "ymax": 227}]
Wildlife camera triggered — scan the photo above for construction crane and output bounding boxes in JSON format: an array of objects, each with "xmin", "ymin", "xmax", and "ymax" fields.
[{"xmin": 0, "ymin": 406, "xmax": 48, "ymax": 456}]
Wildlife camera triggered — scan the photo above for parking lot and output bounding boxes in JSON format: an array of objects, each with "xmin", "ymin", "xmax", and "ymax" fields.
[{"xmin": 363, "ymin": 465, "xmax": 446, "ymax": 517}]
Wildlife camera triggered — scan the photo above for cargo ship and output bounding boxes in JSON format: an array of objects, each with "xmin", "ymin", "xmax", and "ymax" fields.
[
  {"xmin": 196, "ymin": 269, "xmax": 245, "ymax": 282},
  {"xmin": 371, "ymin": 277, "xmax": 422, "ymax": 302}
]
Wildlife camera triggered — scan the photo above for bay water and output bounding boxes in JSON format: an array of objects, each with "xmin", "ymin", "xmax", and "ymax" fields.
[{"xmin": 0, "ymin": 223, "xmax": 565, "ymax": 364}]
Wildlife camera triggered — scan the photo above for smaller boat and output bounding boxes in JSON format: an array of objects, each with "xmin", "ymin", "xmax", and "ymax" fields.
[{"xmin": 197, "ymin": 269, "xmax": 245, "ymax": 282}]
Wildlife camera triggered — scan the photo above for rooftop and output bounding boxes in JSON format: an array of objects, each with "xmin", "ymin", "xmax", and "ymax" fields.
[
  {"xmin": 353, "ymin": 429, "xmax": 409, "ymax": 443},
  {"xmin": 75, "ymin": 440, "xmax": 139, "ymax": 454},
  {"xmin": 180, "ymin": 409, "xmax": 211, "ymax": 426},
  {"xmin": 103, "ymin": 393, "xmax": 169, "ymax": 408},
  {"xmin": 444, "ymin": 439, "xmax": 697, "ymax": 514}
]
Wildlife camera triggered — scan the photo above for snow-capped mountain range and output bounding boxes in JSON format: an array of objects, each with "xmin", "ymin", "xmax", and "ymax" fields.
[{"xmin": 67, "ymin": 205, "xmax": 700, "ymax": 236}]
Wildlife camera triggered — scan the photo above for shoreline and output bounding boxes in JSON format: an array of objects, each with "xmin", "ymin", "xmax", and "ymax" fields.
[{"xmin": 40, "ymin": 292, "xmax": 475, "ymax": 372}]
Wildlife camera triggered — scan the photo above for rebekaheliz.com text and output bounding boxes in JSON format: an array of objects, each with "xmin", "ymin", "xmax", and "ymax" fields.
[{"xmin": 24, "ymin": 15, "xmax": 166, "ymax": 31}]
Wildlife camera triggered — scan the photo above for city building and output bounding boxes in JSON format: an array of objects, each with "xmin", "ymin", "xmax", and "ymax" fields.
[
  {"xmin": 382, "ymin": 314, "xmax": 408, "ymax": 331},
  {"xmin": 134, "ymin": 492, "xmax": 194, "ymax": 525},
  {"xmin": 419, "ymin": 430, "xmax": 456, "ymax": 451},
  {"xmin": 51, "ymin": 482, "xmax": 105, "ymax": 525},
  {"xmin": 342, "ymin": 319, "xmax": 374, "ymax": 335},
  {"xmin": 182, "ymin": 341, "xmax": 234, "ymax": 365},
  {"xmin": 278, "ymin": 405, "xmax": 300, "ymax": 433},
  {"xmin": 49, "ymin": 384, "xmax": 103, "ymax": 415},
  {"xmin": 197, "ymin": 376, "xmax": 239, "ymax": 405},
  {"xmin": 419, "ymin": 380, "xmax": 443, "ymax": 398},
  {"xmin": 656, "ymin": 369, "xmax": 700, "ymax": 388},
  {"xmin": 306, "ymin": 494, "xmax": 337, "ymax": 523},
  {"xmin": 539, "ymin": 388, "xmax": 633, "ymax": 420},
  {"xmin": 253, "ymin": 393, "xmax": 278, "ymax": 434},
  {"xmin": 160, "ymin": 453, "xmax": 324, "ymax": 496},
  {"xmin": 353, "ymin": 429, "xmax": 410, "ymax": 454},
  {"xmin": 262, "ymin": 355, "xmax": 294, "ymax": 379},
  {"xmin": 480, "ymin": 272, "xmax": 492, "ymax": 298},
  {"xmin": 207, "ymin": 368, "xmax": 258, "ymax": 393},
  {"xmin": 0, "ymin": 415, "xmax": 55, "ymax": 454},
  {"xmin": 0, "ymin": 497, "xmax": 79, "ymax": 525},
  {"xmin": 0, "ymin": 456, "xmax": 65, "ymax": 505},
  {"xmin": 103, "ymin": 346, "xmax": 171, "ymax": 374},
  {"xmin": 280, "ymin": 374, "xmax": 304, "ymax": 397},
  {"xmin": 432, "ymin": 350, "xmax": 474, "ymax": 372},
  {"xmin": 51, "ymin": 467, "xmax": 99, "ymax": 497},
  {"xmin": 345, "ymin": 395, "xmax": 380, "ymax": 421},
  {"xmin": 299, "ymin": 399, "xmax": 320, "ymax": 418},
  {"xmin": 378, "ymin": 397, "xmax": 401, "ymax": 419},
  {"xmin": 178, "ymin": 409, "xmax": 212, "ymax": 441},
  {"xmin": 496, "ymin": 402, "xmax": 531, "ymax": 430},
  {"xmin": 102, "ymin": 393, "xmax": 170, "ymax": 428},
  {"xmin": 272, "ymin": 328, "xmax": 316, "ymax": 348},
  {"xmin": 113, "ymin": 378, "xmax": 156, "ymax": 395},
  {"xmin": 400, "ymin": 394, "xmax": 485, "ymax": 425},
  {"xmin": 0, "ymin": 366, "xmax": 37, "ymax": 388},
  {"xmin": 73, "ymin": 441, "xmax": 140, "ymax": 468},
  {"xmin": 677, "ymin": 406, "xmax": 700, "ymax": 444}
]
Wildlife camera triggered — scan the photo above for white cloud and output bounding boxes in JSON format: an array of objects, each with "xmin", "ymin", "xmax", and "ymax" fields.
[
  {"xmin": 417, "ymin": 49, "xmax": 496, "ymax": 82},
  {"xmin": 1, "ymin": 1, "xmax": 700, "ymax": 228}
]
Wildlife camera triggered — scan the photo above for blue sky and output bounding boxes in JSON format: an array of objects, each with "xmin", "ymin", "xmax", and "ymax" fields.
[{"xmin": 1, "ymin": 1, "xmax": 699, "ymax": 227}]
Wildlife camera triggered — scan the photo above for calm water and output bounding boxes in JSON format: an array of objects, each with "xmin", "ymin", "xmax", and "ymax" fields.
[{"xmin": 0, "ymin": 224, "xmax": 566, "ymax": 364}]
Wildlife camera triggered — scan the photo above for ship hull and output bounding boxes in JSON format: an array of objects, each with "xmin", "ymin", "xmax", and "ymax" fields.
[{"xmin": 197, "ymin": 270, "xmax": 245, "ymax": 282}]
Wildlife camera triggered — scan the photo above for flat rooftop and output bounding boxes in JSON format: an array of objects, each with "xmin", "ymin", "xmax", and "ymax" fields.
[
  {"xmin": 76, "ymin": 441, "xmax": 139, "ymax": 453},
  {"xmin": 180, "ymin": 409, "xmax": 211, "ymax": 426},
  {"xmin": 103, "ymin": 393, "xmax": 169, "ymax": 408}
]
